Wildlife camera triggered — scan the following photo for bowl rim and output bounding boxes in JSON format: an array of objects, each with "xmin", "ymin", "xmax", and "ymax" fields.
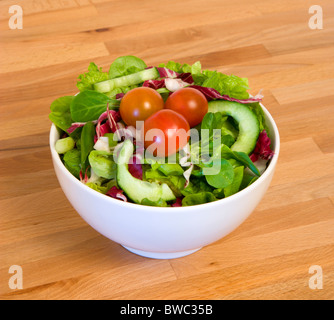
[{"xmin": 50, "ymin": 102, "xmax": 280, "ymax": 211}]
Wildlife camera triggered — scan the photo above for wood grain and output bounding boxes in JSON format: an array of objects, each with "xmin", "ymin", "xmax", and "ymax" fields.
[{"xmin": 1, "ymin": 0, "xmax": 334, "ymax": 300}]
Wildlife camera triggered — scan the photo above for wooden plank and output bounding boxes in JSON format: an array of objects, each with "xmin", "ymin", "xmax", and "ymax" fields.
[
  {"xmin": 108, "ymin": 245, "xmax": 334, "ymax": 300},
  {"xmin": 0, "ymin": 42, "xmax": 109, "ymax": 73}
]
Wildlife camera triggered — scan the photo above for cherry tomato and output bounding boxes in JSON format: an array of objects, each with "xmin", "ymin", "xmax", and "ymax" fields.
[
  {"xmin": 144, "ymin": 109, "xmax": 190, "ymax": 158},
  {"xmin": 165, "ymin": 87, "xmax": 208, "ymax": 127},
  {"xmin": 119, "ymin": 87, "xmax": 164, "ymax": 127}
]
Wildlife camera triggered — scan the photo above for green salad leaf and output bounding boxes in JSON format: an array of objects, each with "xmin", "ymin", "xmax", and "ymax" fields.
[
  {"xmin": 203, "ymin": 159, "xmax": 235, "ymax": 189},
  {"xmin": 211, "ymin": 144, "xmax": 260, "ymax": 176},
  {"xmin": 49, "ymin": 96, "xmax": 74, "ymax": 133},
  {"xmin": 63, "ymin": 149, "xmax": 81, "ymax": 178},
  {"xmin": 181, "ymin": 177, "xmax": 213, "ymax": 196},
  {"xmin": 223, "ymin": 166, "xmax": 244, "ymax": 197},
  {"xmin": 201, "ymin": 72, "xmax": 249, "ymax": 99},
  {"xmin": 182, "ymin": 192, "xmax": 217, "ymax": 206},
  {"xmin": 109, "ymin": 55, "xmax": 147, "ymax": 79},
  {"xmin": 77, "ymin": 62, "xmax": 109, "ymax": 92},
  {"xmin": 145, "ymin": 168, "xmax": 185, "ymax": 198},
  {"xmin": 141, "ymin": 198, "xmax": 169, "ymax": 207},
  {"xmin": 240, "ymin": 173, "xmax": 258, "ymax": 190},
  {"xmin": 86, "ymin": 178, "xmax": 117, "ymax": 194},
  {"xmin": 158, "ymin": 60, "xmax": 206, "ymax": 84},
  {"xmin": 247, "ymin": 102, "xmax": 268, "ymax": 133},
  {"xmin": 70, "ymin": 90, "xmax": 119, "ymax": 122},
  {"xmin": 80, "ymin": 121, "xmax": 96, "ymax": 170}
]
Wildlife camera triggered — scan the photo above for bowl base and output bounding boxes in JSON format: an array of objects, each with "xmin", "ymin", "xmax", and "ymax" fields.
[{"xmin": 122, "ymin": 245, "xmax": 202, "ymax": 259}]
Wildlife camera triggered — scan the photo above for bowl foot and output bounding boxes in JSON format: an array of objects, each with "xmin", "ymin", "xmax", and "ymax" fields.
[{"xmin": 122, "ymin": 245, "xmax": 202, "ymax": 259}]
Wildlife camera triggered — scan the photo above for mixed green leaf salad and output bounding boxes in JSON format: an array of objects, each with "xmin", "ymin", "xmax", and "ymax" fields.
[{"xmin": 50, "ymin": 55, "xmax": 274, "ymax": 207}]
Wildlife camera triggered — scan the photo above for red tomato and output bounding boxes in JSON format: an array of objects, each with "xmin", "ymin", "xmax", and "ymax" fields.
[
  {"xmin": 144, "ymin": 109, "xmax": 190, "ymax": 158},
  {"xmin": 120, "ymin": 87, "xmax": 164, "ymax": 127},
  {"xmin": 165, "ymin": 87, "xmax": 208, "ymax": 127}
]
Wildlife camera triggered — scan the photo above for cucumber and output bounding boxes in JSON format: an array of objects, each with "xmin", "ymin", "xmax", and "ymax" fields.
[
  {"xmin": 94, "ymin": 67, "xmax": 160, "ymax": 93},
  {"xmin": 116, "ymin": 140, "xmax": 176, "ymax": 204},
  {"xmin": 208, "ymin": 101, "xmax": 260, "ymax": 155}
]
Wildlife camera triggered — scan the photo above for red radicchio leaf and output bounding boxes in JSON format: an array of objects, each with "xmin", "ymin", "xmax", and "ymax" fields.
[
  {"xmin": 128, "ymin": 155, "xmax": 143, "ymax": 180},
  {"xmin": 94, "ymin": 108, "xmax": 121, "ymax": 143},
  {"xmin": 67, "ymin": 122, "xmax": 88, "ymax": 134},
  {"xmin": 79, "ymin": 166, "xmax": 90, "ymax": 184},
  {"xmin": 116, "ymin": 93, "xmax": 125, "ymax": 100},
  {"xmin": 106, "ymin": 186, "xmax": 127, "ymax": 202},
  {"xmin": 250, "ymin": 130, "xmax": 274, "ymax": 162},
  {"xmin": 107, "ymin": 109, "xmax": 121, "ymax": 133},
  {"xmin": 142, "ymin": 74, "xmax": 194, "ymax": 92},
  {"xmin": 171, "ymin": 197, "xmax": 183, "ymax": 207},
  {"xmin": 156, "ymin": 67, "xmax": 179, "ymax": 78},
  {"xmin": 188, "ymin": 85, "xmax": 263, "ymax": 104},
  {"xmin": 142, "ymin": 79, "xmax": 166, "ymax": 90},
  {"xmin": 178, "ymin": 73, "xmax": 194, "ymax": 84},
  {"xmin": 95, "ymin": 122, "xmax": 112, "ymax": 143}
]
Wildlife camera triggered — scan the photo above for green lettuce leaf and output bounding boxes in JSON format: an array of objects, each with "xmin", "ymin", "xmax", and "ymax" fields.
[
  {"xmin": 211, "ymin": 144, "xmax": 260, "ymax": 176},
  {"xmin": 246, "ymin": 102, "xmax": 268, "ymax": 133},
  {"xmin": 81, "ymin": 122, "xmax": 96, "ymax": 170},
  {"xmin": 86, "ymin": 179, "xmax": 117, "ymax": 194},
  {"xmin": 181, "ymin": 177, "xmax": 213, "ymax": 196},
  {"xmin": 63, "ymin": 149, "xmax": 81, "ymax": 178},
  {"xmin": 158, "ymin": 60, "xmax": 206, "ymax": 84},
  {"xmin": 77, "ymin": 62, "xmax": 109, "ymax": 92},
  {"xmin": 141, "ymin": 198, "xmax": 169, "ymax": 207},
  {"xmin": 223, "ymin": 166, "xmax": 244, "ymax": 197},
  {"xmin": 145, "ymin": 169, "xmax": 185, "ymax": 197},
  {"xmin": 182, "ymin": 192, "xmax": 217, "ymax": 206},
  {"xmin": 109, "ymin": 55, "xmax": 147, "ymax": 79},
  {"xmin": 203, "ymin": 159, "xmax": 235, "ymax": 189},
  {"xmin": 201, "ymin": 72, "xmax": 249, "ymax": 99},
  {"xmin": 49, "ymin": 96, "xmax": 74, "ymax": 133},
  {"xmin": 70, "ymin": 90, "xmax": 118, "ymax": 122}
]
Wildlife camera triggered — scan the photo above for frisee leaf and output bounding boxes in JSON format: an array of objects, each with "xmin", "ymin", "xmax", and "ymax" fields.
[{"xmin": 77, "ymin": 62, "xmax": 109, "ymax": 92}]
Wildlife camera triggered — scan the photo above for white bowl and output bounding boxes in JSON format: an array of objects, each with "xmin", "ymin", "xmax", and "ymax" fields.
[{"xmin": 50, "ymin": 103, "xmax": 280, "ymax": 259}]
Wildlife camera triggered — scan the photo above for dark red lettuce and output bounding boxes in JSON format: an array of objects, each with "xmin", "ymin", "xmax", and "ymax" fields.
[{"xmin": 250, "ymin": 130, "xmax": 274, "ymax": 162}]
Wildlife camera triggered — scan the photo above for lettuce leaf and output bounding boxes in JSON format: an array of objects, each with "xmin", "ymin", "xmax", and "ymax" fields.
[
  {"xmin": 158, "ymin": 60, "xmax": 251, "ymax": 100},
  {"xmin": 63, "ymin": 149, "xmax": 81, "ymax": 179},
  {"xmin": 223, "ymin": 166, "xmax": 244, "ymax": 197},
  {"xmin": 86, "ymin": 179, "xmax": 117, "ymax": 194},
  {"xmin": 181, "ymin": 177, "xmax": 213, "ymax": 196},
  {"xmin": 158, "ymin": 60, "xmax": 205, "ymax": 84},
  {"xmin": 182, "ymin": 192, "xmax": 217, "ymax": 206},
  {"xmin": 77, "ymin": 63, "xmax": 109, "ymax": 92},
  {"xmin": 49, "ymin": 96, "xmax": 74, "ymax": 133},
  {"xmin": 247, "ymin": 102, "xmax": 268, "ymax": 132},
  {"xmin": 141, "ymin": 198, "xmax": 168, "ymax": 207},
  {"xmin": 201, "ymin": 72, "xmax": 249, "ymax": 99},
  {"xmin": 109, "ymin": 55, "xmax": 147, "ymax": 79},
  {"xmin": 145, "ymin": 169, "xmax": 185, "ymax": 197}
]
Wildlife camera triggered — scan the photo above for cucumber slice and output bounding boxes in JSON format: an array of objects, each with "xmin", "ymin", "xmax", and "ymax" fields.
[
  {"xmin": 94, "ymin": 68, "xmax": 160, "ymax": 93},
  {"xmin": 208, "ymin": 101, "xmax": 260, "ymax": 154},
  {"xmin": 116, "ymin": 140, "xmax": 176, "ymax": 204}
]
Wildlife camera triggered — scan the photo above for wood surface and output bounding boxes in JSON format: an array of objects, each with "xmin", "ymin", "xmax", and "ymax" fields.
[{"xmin": 1, "ymin": 0, "xmax": 334, "ymax": 300}]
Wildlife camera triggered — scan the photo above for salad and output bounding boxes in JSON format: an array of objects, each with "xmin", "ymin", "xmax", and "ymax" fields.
[{"xmin": 49, "ymin": 55, "xmax": 274, "ymax": 207}]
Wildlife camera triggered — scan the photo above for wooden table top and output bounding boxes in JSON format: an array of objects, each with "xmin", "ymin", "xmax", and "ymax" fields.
[{"xmin": 1, "ymin": 0, "xmax": 333, "ymax": 300}]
